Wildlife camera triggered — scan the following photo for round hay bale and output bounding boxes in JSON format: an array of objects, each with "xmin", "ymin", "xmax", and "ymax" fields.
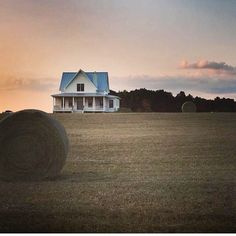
[
  {"xmin": 181, "ymin": 101, "xmax": 197, "ymax": 112},
  {"xmin": 0, "ymin": 109, "xmax": 69, "ymax": 181}
]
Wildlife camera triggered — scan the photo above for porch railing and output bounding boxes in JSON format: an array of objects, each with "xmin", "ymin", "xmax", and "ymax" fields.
[{"xmin": 53, "ymin": 105, "xmax": 108, "ymax": 112}]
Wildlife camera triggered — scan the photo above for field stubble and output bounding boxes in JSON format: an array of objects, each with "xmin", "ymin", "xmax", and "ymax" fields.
[{"xmin": 0, "ymin": 113, "xmax": 235, "ymax": 232}]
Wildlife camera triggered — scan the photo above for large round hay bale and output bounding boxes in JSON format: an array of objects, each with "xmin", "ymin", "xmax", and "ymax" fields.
[
  {"xmin": 0, "ymin": 109, "xmax": 69, "ymax": 181},
  {"xmin": 181, "ymin": 101, "xmax": 197, "ymax": 112}
]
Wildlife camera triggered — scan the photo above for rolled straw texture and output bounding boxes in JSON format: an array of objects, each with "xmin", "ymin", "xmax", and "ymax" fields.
[
  {"xmin": 0, "ymin": 109, "xmax": 68, "ymax": 181},
  {"xmin": 181, "ymin": 101, "xmax": 197, "ymax": 113}
]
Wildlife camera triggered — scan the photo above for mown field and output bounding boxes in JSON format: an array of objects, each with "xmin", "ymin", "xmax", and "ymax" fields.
[{"xmin": 0, "ymin": 113, "xmax": 235, "ymax": 232}]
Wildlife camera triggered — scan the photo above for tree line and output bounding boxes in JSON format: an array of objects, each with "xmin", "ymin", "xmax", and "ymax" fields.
[{"xmin": 110, "ymin": 89, "xmax": 236, "ymax": 112}]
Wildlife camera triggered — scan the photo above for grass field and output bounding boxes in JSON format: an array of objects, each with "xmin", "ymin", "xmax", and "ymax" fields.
[{"xmin": 0, "ymin": 113, "xmax": 235, "ymax": 232}]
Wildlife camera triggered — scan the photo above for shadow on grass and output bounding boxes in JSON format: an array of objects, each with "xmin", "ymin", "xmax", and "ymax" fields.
[{"xmin": 0, "ymin": 208, "xmax": 235, "ymax": 233}]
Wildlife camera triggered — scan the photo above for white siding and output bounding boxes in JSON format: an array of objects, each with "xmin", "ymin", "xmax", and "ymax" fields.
[
  {"xmin": 115, "ymin": 98, "xmax": 120, "ymax": 110},
  {"xmin": 106, "ymin": 98, "xmax": 120, "ymax": 112},
  {"xmin": 63, "ymin": 74, "xmax": 97, "ymax": 93}
]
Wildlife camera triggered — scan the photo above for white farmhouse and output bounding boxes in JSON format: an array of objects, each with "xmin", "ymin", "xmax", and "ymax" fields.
[{"xmin": 52, "ymin": 69, "xmax": 120, "ymax": 113}]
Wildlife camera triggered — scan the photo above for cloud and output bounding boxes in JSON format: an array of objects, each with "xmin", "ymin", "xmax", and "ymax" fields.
[
  {"xmin": 0, "ymin": 77, "xmax": 57, "ymax": 91},
  {"xmin": 179, "ymin": 59, "xmax": 236, "ymax": 75},
  {"xmin": 111, "ymin": 74, "xmax": 236, "ymax": 99}
]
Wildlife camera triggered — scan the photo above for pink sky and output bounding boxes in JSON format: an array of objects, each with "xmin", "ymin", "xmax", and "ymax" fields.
[{"xmin": 0, "ymin": 0, "xmax": 236, "ymax": 112}]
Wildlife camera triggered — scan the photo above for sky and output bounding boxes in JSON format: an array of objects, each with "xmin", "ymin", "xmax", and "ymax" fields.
[{"xmin": 0, "ymin": 0, "xmax": 236, "ymax": 112}]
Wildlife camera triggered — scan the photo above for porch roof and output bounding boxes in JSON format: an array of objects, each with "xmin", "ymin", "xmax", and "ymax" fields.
[{"xmin": 51, "ymin": 93, "xmax": 120, "ymax": 99}]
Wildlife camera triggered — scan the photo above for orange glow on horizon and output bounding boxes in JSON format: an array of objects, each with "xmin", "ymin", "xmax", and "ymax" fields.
[{"xmin": 1, "ymin": 0, "xmax": 236, "ymax": 112}]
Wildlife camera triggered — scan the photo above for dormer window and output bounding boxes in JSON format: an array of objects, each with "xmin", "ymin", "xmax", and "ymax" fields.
[{"xmin": 77, "ymin": 83, "xmax": 84, "ymax": 92}]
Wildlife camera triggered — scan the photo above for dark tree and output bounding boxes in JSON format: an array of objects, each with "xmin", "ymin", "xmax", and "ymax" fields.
[{"xmin": 110, "ymin": 89, "xmax": 236, "ymax": 112}]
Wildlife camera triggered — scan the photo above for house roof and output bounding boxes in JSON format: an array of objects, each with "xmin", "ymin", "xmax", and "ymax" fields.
[
  {"xmin": 59, "ymin": 72, "xmax": 76, "ymax": 91},
  {"xmin": 59, "ymin": 70, "xmax": 109, "ymax": 93}
]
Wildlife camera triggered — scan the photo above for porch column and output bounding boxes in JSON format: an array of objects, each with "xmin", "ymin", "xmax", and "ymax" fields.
[
  {"xmin": 83, "ymin": 97, "xmax": 85, "ymax": 110},
  {"xmin": 62, "ymin": 97, "xmax": 65, "ymax": 110},
  {"xmin": 93, "ymin": 97, "xmax": 95, "ymax": 111},
  {"xmin": 72, "ymin": 97, "xmax": 75, "ymax": 111},
  {"xmin": 103, "ymin": 96, "xmax": 106, "ymax": 112}
]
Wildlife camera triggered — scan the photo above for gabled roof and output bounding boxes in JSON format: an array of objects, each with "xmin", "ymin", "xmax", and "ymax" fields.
[
  {"xmin": 59, "ymin": 70, "xmax": 109, "ymax": 93},
  {"xmin": 59, "ymin": 72, "xmax": 77, "ymax": 91}
]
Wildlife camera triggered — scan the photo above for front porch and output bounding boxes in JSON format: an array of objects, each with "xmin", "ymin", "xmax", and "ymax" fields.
[{"xmin": 52, "ymin": 95, "xmax": 117, "ymax": 113}]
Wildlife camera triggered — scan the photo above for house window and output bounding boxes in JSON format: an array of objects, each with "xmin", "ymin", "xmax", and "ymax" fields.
[
  {"xmin": 99, "ymin": 98, "xmax": 103, "ymax": 107},
  {"xmin": 109, "ymin": 99, "xmax": 114, "ymax": 108},
  {"xmin": 77, "ymin": 83, "xmax": 84, "ymax": 92},
  {"xmin": 68, "ymin": 98, "xmax": 73, "ymax": 107},
  {"xmin": 88, "ymin": 97, "xmax": 93, "ymax": 107}
]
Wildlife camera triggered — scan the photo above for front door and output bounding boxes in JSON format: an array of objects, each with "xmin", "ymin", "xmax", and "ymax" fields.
[{"xmin": 76, "ymin": 97, "xmax": 83, "ymax": 110}]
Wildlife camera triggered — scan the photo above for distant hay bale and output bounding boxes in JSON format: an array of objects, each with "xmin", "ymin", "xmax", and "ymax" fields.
[
  {"xmin": 181, "ymin": 101, "xmax": 197, "ymax": 112},
  {"xmin": 0, "ymin": 109, "xmax": 69, "ymax": 181}
]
